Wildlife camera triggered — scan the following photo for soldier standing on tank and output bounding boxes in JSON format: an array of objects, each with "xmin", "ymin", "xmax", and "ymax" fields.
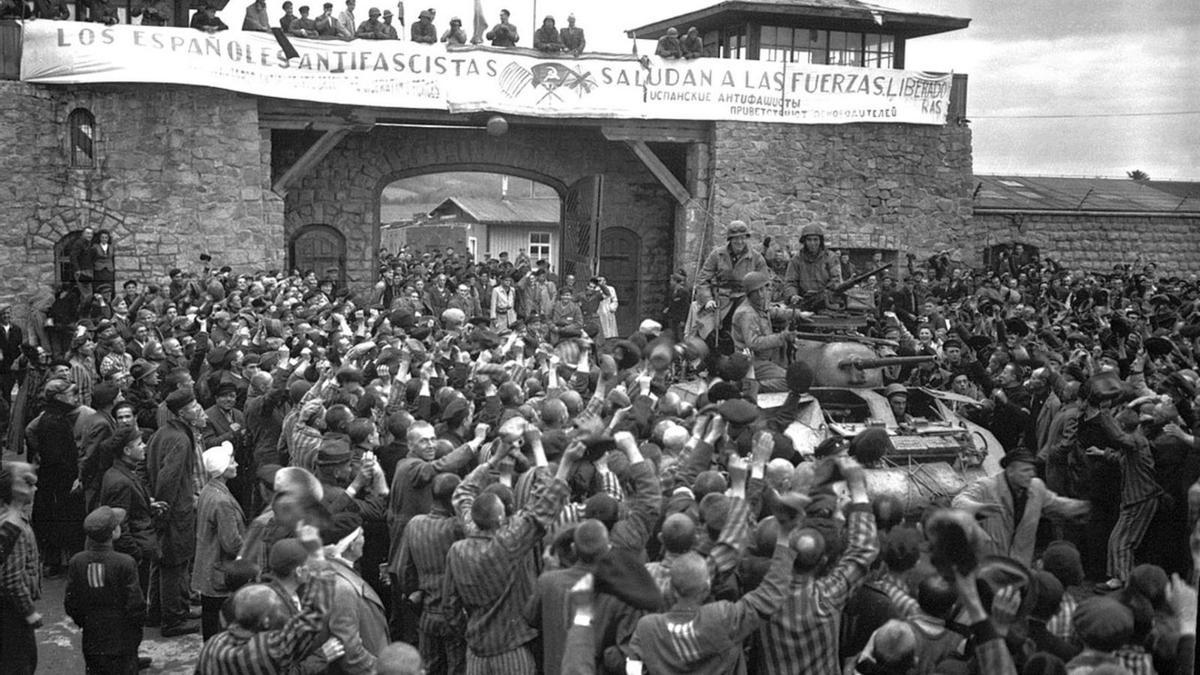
[
  {"xmin": 732, "ymin": 271, "xmax": 797, "ymax": 393},
  {"xmin": 693, "ymin": 221, "xmax": 768, "ymax": 347},
  {"xmin": 784, "ymin": 224, "xmax": 843, "ymax": 308}
]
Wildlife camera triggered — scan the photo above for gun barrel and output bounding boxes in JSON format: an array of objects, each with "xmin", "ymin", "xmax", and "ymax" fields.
[
  {"xmin": 833, "ymin": 262, "xmax": 894, "ymax": 294},
  {"xmin": 838, "ymin": 355, "xmax": 936, "ymax": 370}
]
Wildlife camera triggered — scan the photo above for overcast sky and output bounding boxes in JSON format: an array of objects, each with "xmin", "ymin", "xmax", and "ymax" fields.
[{"xmin": 235, "ymin": 0, "xmax": 1199, "ymax": 180}]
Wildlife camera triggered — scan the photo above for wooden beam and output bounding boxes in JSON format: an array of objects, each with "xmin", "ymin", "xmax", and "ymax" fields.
[
  {"xmin": 625, "ymin": 140, "xmax": 691, "ymax": 206},
  {"xmin": 271, "ymin": 127, "xmax": 351, "ymax": 197},
  {"xmin": 602, "ymin": 122, "xmax": 709, "ymax": 143}
]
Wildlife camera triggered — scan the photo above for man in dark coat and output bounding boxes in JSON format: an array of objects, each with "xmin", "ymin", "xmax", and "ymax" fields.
[
  {"xmin": 100, "ymin": 425, "xmax": 162, "ymax": 601},
  {"xmin": 25, "ymin": 379, "xmax": 84, "ymax": 576},
  {"xmin": 0, "ymin": 305, "xmax": 25, "ymax": 403},
  {"xmin": 64, "ymin": 506, "xmax": 145, "ymax": 675},
  {"xmin": 146, "ymin": 388, "xmax": 208, "ymax": 636}
]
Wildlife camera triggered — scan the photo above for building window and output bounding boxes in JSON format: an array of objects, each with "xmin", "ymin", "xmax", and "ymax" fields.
[
  {"xmin": 756, "ymin": 26, "xmax": 892, "ymax": 68},
  {"xmin": 529, "ymin": 232, "xmax": 551, "ymax": 261},
  {"xmin": 68, "ymin": 108, "xmax": 96, "ymax": 168}
]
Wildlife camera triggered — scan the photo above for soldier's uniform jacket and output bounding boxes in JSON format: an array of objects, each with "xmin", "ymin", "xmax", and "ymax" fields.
[
  {"xmin": 732, "ymin": 299, "xmax": 788, "ymax": 366},
  {"xmin": 696, "ymin": 245, "xmax": 769, "ymax": 307}
]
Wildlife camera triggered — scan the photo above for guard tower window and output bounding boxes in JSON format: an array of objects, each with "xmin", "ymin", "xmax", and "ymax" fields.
[
  {"xmin": 68, "ymin": 108, "xmax": 96, "ymax": 168},
  {"xmin": 758, "ymin": 27, "xmax": 893, "ymax": 68}
]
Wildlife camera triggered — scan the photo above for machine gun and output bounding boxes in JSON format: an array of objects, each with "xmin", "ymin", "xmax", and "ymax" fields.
[{"xmin": 793, "ymin": 262, "xmax": 893, "ymax": 312}]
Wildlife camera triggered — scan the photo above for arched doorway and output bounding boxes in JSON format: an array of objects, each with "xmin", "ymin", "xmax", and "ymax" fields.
[
  {"xmin": 54, "ymin": 230, "xmax": 87, "ymax": 285},
  {"xmin": 599, "ymin": 227, "xmax": 641, "ymax": 336},
  {"xmin": 289, "ymin": 224, "xmax": 347, "ymax": 285}
]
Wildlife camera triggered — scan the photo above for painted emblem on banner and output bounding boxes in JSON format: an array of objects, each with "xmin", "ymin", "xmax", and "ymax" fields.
[{"xmin": 499, "ymin": 62, "xmax": 598, "ymax": 105}]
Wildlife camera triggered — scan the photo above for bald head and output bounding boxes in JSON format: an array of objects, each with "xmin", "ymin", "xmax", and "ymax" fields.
[
  {"xmin": 541, "ymin": 398, "xmax": 568, "ymax": 427},
  {"xmin": 376, "ymin": 641, "xmax": 423, "ymax": 675},
  {"xmin": 232, "ymin": 584, "xmax": 286, "ymax": 630},
  {"xmin": 250, "ymin": 371, "xmax": 273, "ymax": 395},
  {"xmin": 471, "ymin": 492, "xmax": 505, "ymax": 531},
  {"xmin": 793, "ymin": 527, "xmax": 827, "ymax": 573},
  {"xmin": 431, "ymin": 473, "xmax": 460, "ymax": 506},
  {"xmin": 765, "ymin": 458, "xmax": 794, "ymax": 492},
  {"xmin": 669, "ymin": 552, "xmax": 710, "ymax": 598},
  {"xmin": 573, "ymin": 519, "xmax": 611, "ymax": 563},
  {"xmin": 661, "ymin": 424, "xmax": 689, "ymax": 453},
  {"xmin": 868, "ymin": 620, "xmax": 917, "ymax": 670},
  {"xmin": 659, "ymin": 513, "xmax": 697, "ymax": 554}
]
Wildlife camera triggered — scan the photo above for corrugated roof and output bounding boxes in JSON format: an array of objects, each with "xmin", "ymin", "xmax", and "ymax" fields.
[
  {"xmin": 973, "ymin": 175, "xmax": 1200, "ymax": 213},
  {"xmin": 429, "ymin": 197, "xmax": 560, "ymax": 224}
]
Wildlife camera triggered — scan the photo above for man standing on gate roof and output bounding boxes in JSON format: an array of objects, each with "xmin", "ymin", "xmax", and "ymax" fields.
[
  {"xmin": 694, "ymin": 220, "xmax": 768, "ymax": 341},
  {"xmin": 784, "ymin": 223, "xmax": 843, "ymax": 306},
  {"xmin": 732, "ymin": 271, "xmax": 798, "ymax": 393},
  {"xmin": 560, "ymin": 13, "xmax": 585, "ymax": 55}
]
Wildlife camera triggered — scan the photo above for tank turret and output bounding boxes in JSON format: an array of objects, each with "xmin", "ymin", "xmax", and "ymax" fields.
[{"xmin": 793, "ymin": 337, "xmax": 935, "ymax": 387}]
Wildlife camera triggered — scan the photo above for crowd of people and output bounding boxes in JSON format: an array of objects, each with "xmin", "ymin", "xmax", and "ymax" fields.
[
  {"xmin": 0, "ymin": 0, "xmax": 718, "ymax": 61},
  {"xmin": 2, "ymin": 219, "xmax": 1200, "ymax": 675}
]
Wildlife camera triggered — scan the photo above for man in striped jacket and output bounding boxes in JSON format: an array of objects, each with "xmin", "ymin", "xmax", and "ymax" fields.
[{"xmin": 442, "ymin": 431, "xmax": 582, "ymax": 674}]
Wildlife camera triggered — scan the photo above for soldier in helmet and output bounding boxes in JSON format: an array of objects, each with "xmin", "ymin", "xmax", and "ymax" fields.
[
  {"xmin": 694, "ymin": 220, "xmax": 769, "ymax": 346},
  {"xmin": 784, "ymin": 224, "xmax": 843, "ymax": 308},
  {"xmin": 732, "ymin": 271, "xmax": 798, "ymax": 393},
  {"xmin": 884, "ymin": 383, "xmax": 915, "ymax": 426}
]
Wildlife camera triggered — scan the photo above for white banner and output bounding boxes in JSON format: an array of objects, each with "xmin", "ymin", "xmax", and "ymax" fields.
[{"xmin": 20, "ymin": 23, "xmax": 952, "ymax": 125}]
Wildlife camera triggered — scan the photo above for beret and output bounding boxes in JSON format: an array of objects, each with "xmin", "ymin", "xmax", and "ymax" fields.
[
  {"xmin": 716, "ymin": 398, "xmax": 758, "ymax": 425},
  {"xmin": 92, "ymin": 382, "xmax": 121, "ymax": 410},
  {"xmin": 165, "ymin": 388, "xmax": 196, "ymax": 413},
  {"xmin": 1073, "ymin": 597, "xmax": 1133, "ymax": 648}
]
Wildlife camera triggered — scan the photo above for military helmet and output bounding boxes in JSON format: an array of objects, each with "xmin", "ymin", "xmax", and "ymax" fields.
[
  {"xmin": 800, "ymin": 223, "xmax": 825, "ymax": 241},
  {"xmin": 742, "ymin": 271, "xmax": 771, "ymax": 294}
]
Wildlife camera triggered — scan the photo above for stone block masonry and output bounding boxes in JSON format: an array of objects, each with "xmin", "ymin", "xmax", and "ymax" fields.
[
  {"xmin": 0, "ymin": 81, "xmax": 284, "ymax": 325},
  {"xmin": 969, "ymin": 213, "xmax": 1200, "ymax": 273},
  {"xmin": 700, "ymin": 120, "xmax": 974, "ymax": 273}
]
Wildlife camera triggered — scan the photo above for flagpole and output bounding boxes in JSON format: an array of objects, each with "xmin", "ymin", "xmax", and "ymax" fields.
[{"xmin": 531, "ymin": 0, "xmax": 537, "ymax": 39}]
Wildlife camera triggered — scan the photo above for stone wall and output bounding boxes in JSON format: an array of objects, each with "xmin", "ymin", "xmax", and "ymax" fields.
[
  {"xmin": 969, "ymin": 213, "xmax": 1200, "ymax": 273},
  {"xmin": 0, "ymin": 81, "xmax": 283, "ymax": 320},
  {"xmin": 278, "ymin": 125, "xmax": 676, "ymax": 323},
  {"xmin": 703, "ymin": 121, "xmax": 974, "ymax": 272}
]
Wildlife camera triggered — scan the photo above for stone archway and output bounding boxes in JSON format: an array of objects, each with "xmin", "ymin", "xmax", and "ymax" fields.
[{"xmin": 279, "ymin": 125, "xmax": 677, "ymax": 317}]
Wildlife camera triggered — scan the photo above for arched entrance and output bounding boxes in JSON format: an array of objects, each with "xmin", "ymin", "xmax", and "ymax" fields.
[
  {"xmin": 599, "ymin": 227, "xmax": 641, "ymax": 336},
  {"xmin": 289, "ymin": 224, "xmax": 347, "ymax": 285},
  {"xmin": 54, "ymin": 230, "xmax": 87, "ymax": 285}
]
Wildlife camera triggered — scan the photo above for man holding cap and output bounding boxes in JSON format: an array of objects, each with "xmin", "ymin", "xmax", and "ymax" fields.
[
  {"xmin": 64, "ymin": 505, "xmax": 145, "ymax": 675},
  {"xmin": 195, "ymin": 441, "xmax": 246, "ymax": 641},
  {"xmin": 694, "ymin": 220, "xmax": 768, "ymax": 343},
  {"xmin": 952, "ymin": 447, "xmax": 1089, "ymax": 566}
]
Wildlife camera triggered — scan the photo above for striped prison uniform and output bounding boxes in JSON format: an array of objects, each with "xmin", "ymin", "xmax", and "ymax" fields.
[
  {"xmin": 194, "ymin": 572, "xmax": 334, "ymax": 675},
  {"xmin": 755, "ymin": 502, "xmax": 879, "ymax": 675},
  {"xmin": 646, "ymin": 495, "xmax": 752, "ymax": 607},
  {"xmin": 1105, "ymin": 432, "xmax": 1160, "ymax": 581},
  {"xmin": 628, "ymin": 536, "xmax": 799, "ymax": 674},
  {"xmin": 444, "ymin": 464, "xmax": 570, "ymax": 673},
  {"xmin": 396, "ymin": 505, "xmax": 466, "ymax": 675}
]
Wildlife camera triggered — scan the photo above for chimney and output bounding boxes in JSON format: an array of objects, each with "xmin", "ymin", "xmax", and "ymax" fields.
[{"xmin": 501, "ymin": 175, "xmax": 509, "ymax": 201}]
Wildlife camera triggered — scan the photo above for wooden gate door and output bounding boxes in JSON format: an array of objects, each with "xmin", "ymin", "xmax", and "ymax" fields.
[
  {"xmin": 599, "ymin": 227, "xmax": 641, "ymax": 336},
  {"xmin": 290, "ymin": 225, "xmax": 347, "ymax": 285},
  {"xmin": 561, "ymin": 175, "xmax": 603, "ymax": 279}
]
